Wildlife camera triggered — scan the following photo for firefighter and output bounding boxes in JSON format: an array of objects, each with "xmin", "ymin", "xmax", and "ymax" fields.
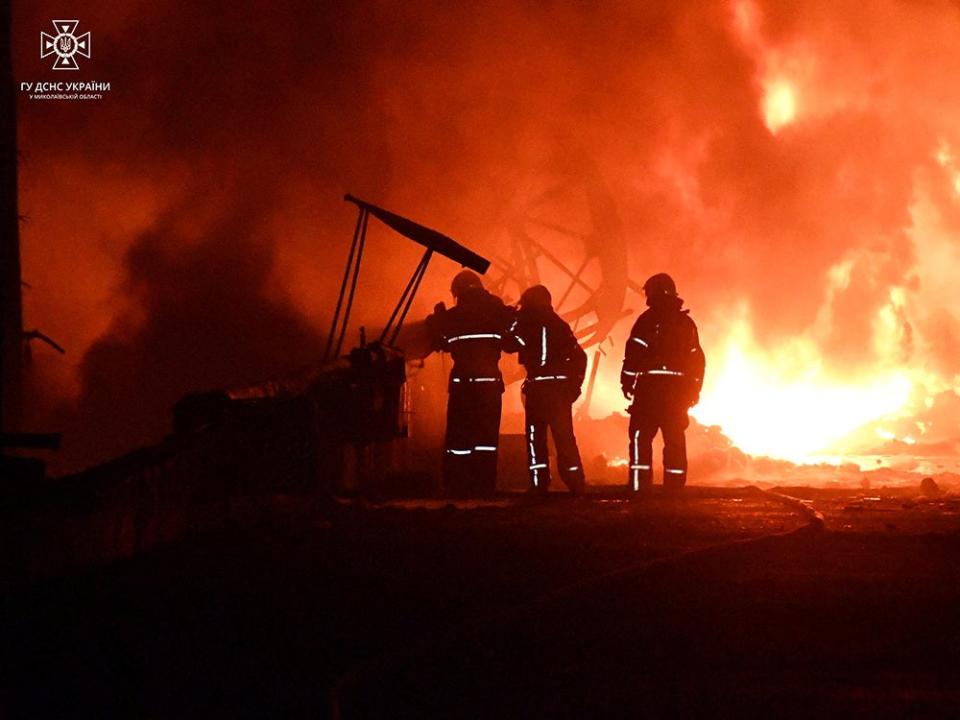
[
  {"xmin": 425, "ymin": 270, "xmax": 514, "ymax": 497},
  {"xmin": 620, "ymin": 273, "xmax": 705, "ymax": 493},
  {"xmin": 505, "ymin": 285, "xmax": 587, "ymax": 496}
]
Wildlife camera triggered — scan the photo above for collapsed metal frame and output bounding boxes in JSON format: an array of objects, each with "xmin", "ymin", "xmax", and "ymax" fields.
[{"xmin": 324, "ymin": 194, "xmax": 490, "ymax": 362}]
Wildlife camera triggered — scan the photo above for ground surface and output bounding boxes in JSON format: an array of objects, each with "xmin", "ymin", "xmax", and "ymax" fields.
[{"xmin": 3, "ymin": 486, "xmax": 960, "ymax": 718}]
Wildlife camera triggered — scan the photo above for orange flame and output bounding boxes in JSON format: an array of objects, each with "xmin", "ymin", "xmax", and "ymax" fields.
[{"xmin": 691, "ymin": 314, "xmax": 913, "ymax": 463}]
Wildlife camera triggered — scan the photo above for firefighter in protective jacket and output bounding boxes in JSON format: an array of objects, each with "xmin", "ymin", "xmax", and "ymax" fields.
[
  {"xmin": 505, "ymin": 285, "xmax": 587, "ymax": 495},
  {"xmin": 621, "ymin": 273, "xmax": 705, "ymax": 492},
  {"xmin": 425, "ymin": 270, "xmax": 514, "ymax": 497}
]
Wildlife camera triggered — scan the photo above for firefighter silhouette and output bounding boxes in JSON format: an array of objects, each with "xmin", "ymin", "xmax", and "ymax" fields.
[
  {"xmin": 425, "ymin": 270, "xmax": 514, "ymax": 497},
  {"xmin": 620, "ymin": 273, "xmax": 705, "ymax": 492},
  {"xmin": 505, "ymin": 285, "xmax": 587, "ymax": 495}
]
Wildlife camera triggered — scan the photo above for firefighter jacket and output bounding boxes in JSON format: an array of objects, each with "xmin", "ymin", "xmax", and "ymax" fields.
[
  {"xmin": 621, "ymin": 296, "xmax": 705, "ymax": 406},
  {"xmin": 505, "ymin": 306, "xmax": 587, "ymax": 397},
  {"xmin": 425, "ymin": 288, "xmax": 515, "ymax": 389}
]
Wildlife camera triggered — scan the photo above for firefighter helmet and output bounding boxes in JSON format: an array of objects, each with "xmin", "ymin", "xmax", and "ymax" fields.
[
  {"xmin": 519, "ymin": 284, "xmax": 552, "ymax": 309},
  {"xmin": 451, "ymin": 270, "xmax": 483, "ymax": 298},
  {"xmin": 642, "ymin": 273, "xmax": 677, "ymax": 298}
]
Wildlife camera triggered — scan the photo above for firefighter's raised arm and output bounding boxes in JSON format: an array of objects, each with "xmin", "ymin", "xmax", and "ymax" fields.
[{"xmin": 424, "ymin": 301, "xmax": 448, "ymax": 352}]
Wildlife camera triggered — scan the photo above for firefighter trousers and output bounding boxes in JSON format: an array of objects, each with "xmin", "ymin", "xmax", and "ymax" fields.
[
  {"xmin": 628, "ymin": 405, "xmax": 689, "ymax": 491},
  {"xmin": 443, "ymin": 383, "xmax": 502, "ymax": 497},
  {"xmin": 524, "ymin": 384, "xmax": 585, "ymax": 494}
]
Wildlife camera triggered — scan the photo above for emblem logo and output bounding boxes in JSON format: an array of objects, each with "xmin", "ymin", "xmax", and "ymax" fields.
[{"xmin": 40, "ymin": 20, "xmax": 91, "ymax": 71}]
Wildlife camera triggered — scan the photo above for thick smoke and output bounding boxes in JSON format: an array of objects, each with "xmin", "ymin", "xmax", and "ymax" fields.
[
  {"xmin": 14, "ymin": 0, "xmax": 960, "ymax": 469},
  {"xmin": 48, "ymin": 191, "xmax": 325, "ymax": 468}
]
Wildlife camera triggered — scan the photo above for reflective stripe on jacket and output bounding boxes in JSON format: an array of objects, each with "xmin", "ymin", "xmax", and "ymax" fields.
[
  {"xmin": 504, "ymin": 307, "xmax": 587, "ymax": 387},
  {"xmin": 621, "ymin": 298, "xmax": 705, "ymax": 399}
]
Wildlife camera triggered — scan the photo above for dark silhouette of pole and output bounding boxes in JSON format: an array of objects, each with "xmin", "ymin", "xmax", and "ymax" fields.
[
  {"xmin": 0, "ymin": 0, "xmax": 23, "ymax": 432},
  {"xmin": 324, "ymin": 208, "xmax": 367, "ymax": 361},
  {"xmin": 333, "ymin": 209, "xmax": 368, "ymax": 360},
  {"xmin": 380, "ymin": 248, "xmax": 432, "ymax": 347}
]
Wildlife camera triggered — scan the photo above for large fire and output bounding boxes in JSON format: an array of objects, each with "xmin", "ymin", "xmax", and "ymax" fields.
[
  {"xmin": 583, "ymin": 306, "xmax": 922, "ymax": 468},
  {"xmin": 691, "ymin": 316, "xmax": 913, "ymax": 463}
]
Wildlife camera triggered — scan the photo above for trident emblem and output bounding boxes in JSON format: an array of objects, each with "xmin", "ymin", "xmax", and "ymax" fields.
[{"xmin": 41, "ymin": 20, "xmax": 91, "ymax": 71}]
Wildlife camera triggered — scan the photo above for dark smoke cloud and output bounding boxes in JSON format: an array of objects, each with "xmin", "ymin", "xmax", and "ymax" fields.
[{"xmin": 50, "ymin": 190, "xmax": 324, "ymax": 468}]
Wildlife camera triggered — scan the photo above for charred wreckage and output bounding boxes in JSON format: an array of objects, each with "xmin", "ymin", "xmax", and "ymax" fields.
[{"xmin": 2, "ymin": 195, "xmax": 492, "ymax": 575}]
